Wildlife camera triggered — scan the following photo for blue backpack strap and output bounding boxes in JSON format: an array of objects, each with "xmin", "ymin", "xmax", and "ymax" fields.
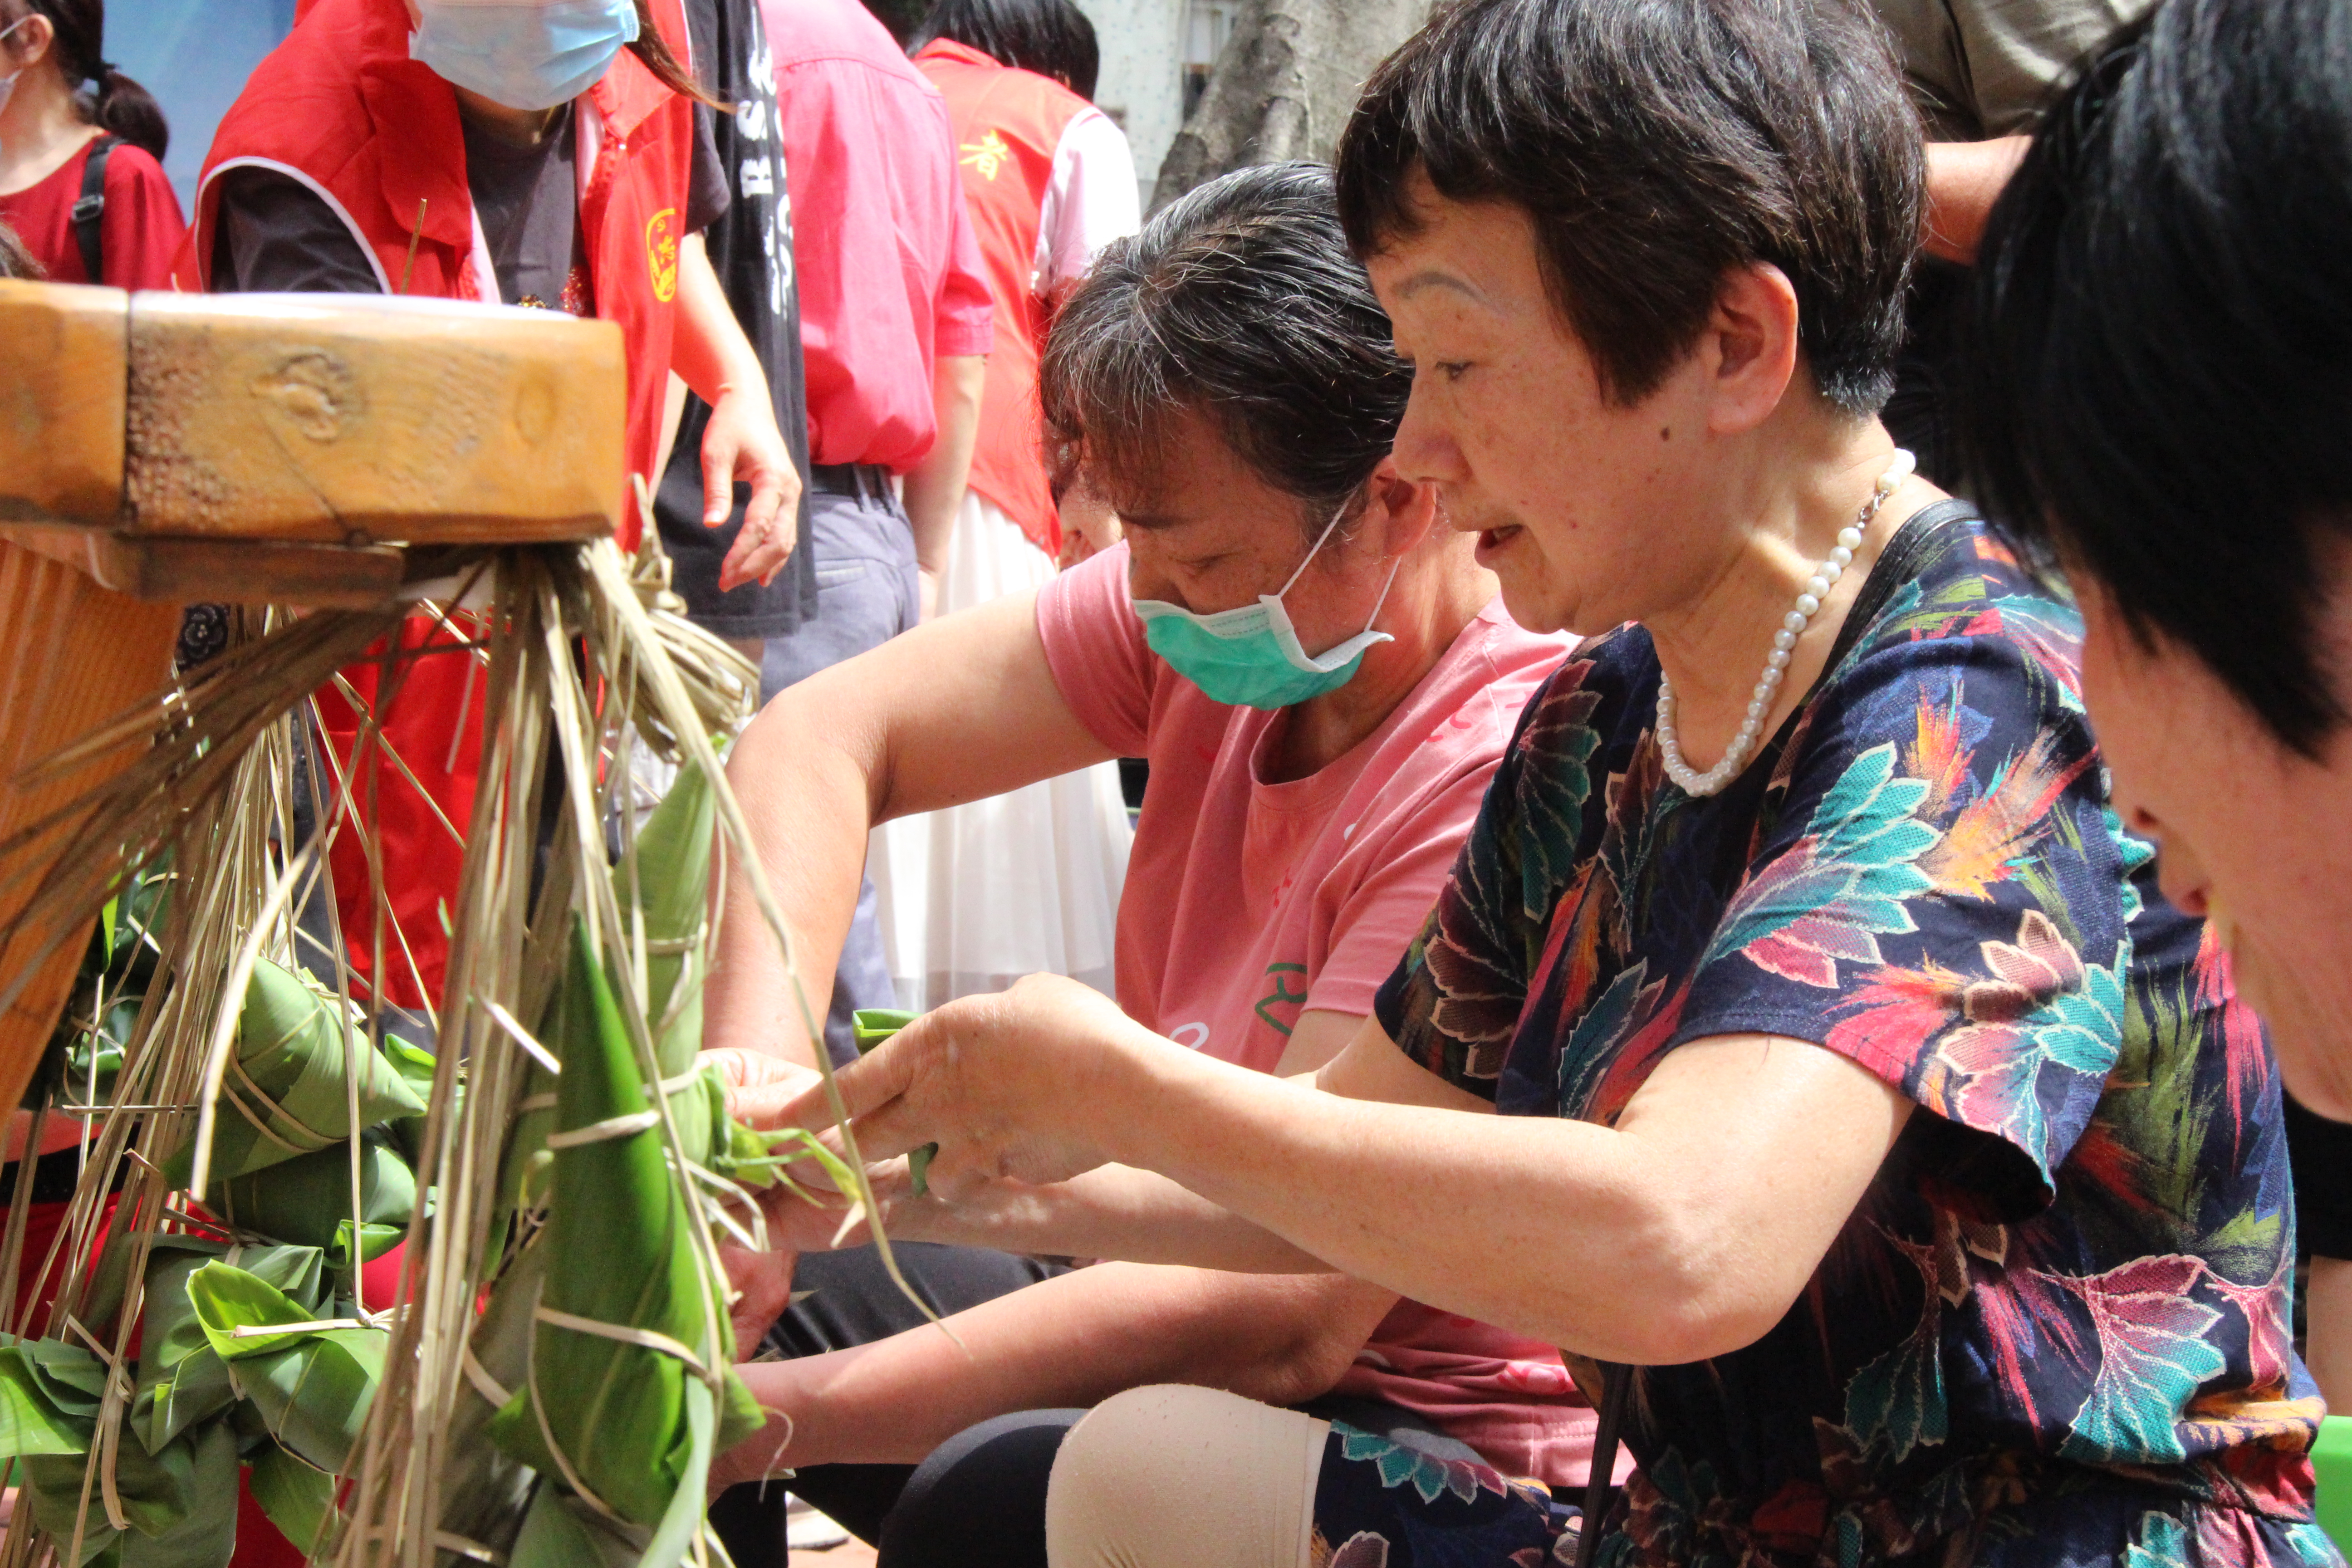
[{"xmin": 72, "ymin": 135, "xmax": 117, "ymax": 284}]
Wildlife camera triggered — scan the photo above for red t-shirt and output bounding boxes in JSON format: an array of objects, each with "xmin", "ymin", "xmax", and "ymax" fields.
[
  {"xmin": 1037, "ymin": 546, "xmax": 1625, "ymax": 1488},
  {"xmin": 0, "ymin": 134, "xmax": 186, "ymax": 289},
  {"xmin": 760, "ymin": 0, "xmax": 995, "ymax": 471}
]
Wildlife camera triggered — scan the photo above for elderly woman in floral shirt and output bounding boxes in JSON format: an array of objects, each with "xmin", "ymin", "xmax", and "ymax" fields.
[{"xmin": 754, "ymin": 0, "xmax": 2332, "ymax": 1564}]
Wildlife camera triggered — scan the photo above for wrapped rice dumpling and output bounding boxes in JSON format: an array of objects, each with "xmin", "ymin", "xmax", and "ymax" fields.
[
  {"xmin": 483, "ymin": 921, "xmax": 763, "ymax": 1535},
  {"xmin": 214, "ymin": 1130, "xmax": 416, "ymax": 1266},
  {"xmin": 163, "ymin": 959, "xmax": 425, "ymax": 1188},
  {"xmin": 500, "ymin": 763, "xmax": 717, "ymax": 1210}
]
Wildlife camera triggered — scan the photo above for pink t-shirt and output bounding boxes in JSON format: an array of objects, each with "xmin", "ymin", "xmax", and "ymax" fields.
[
  {"xmin": 762, "ymin": 0, "xmax": 996, "ymax": 471},
  {"xmin": 1037, "ymin": 546, "xmax": 1609, "ymax": 1488}
]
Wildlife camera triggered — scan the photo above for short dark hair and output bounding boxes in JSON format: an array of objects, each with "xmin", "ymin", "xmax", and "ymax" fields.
[
  {"xmin": 1335, "ymin": 0, "xmax": 1923, "ymax": 416},
  {"xmin": 910, "ymin": 0, "xmax": 1100, "ymax": 100},
  {"xmin": 1961, "ymin": 0, "xmax": 2352, "ymax": 754},
  {"xmin": 1040, "ymin": 162, "xmax": 1412, "ymax": 525}
]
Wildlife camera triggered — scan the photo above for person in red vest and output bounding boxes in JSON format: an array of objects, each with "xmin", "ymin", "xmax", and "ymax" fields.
[
  {"xmin": 0, "ymin": 0, "xmax": 183, "ymax": 291},
  {"xmin": 173, "ymin": 0, "xmax": 800, "ymax": 1016},
  {"xmin": 861, "ymin": 0, "xmax": 1137, "ymax": 1030}
]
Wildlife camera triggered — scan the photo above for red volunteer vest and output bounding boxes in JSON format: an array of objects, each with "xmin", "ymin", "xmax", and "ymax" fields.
[
  {"xmin": 176, "ymin": 0, "xmax": 690, "ymax": 501},
  {"xmin": 915, "ymin": 39, "xmax": 1090, "ymax": 559},
  {"xmin": 172, "ymin": 0, "xmax": 696, "ymax": 1008}
]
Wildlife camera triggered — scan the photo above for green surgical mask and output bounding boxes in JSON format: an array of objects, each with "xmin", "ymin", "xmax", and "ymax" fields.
[{"xmin": 1131, "ymin": 501, "xmax": 1399, "ymax": 710}]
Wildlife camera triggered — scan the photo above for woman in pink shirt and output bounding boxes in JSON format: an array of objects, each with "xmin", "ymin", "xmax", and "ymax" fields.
[{"xmin": 702, "ymin": 163, "xmax": 1589, "ymax": 1566}]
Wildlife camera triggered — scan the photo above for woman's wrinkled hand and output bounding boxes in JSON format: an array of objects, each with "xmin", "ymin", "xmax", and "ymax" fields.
[
  {"xmin": 702, "ymin": 385, "xmax": 800, "ymax": 592},
  {"xmin": 774, "ymin": 973, "xmax": 1151, "ymax": 1200},
  {"xmin": 718, "ymin": 1237, "xmax": 795, "ymax": 1352}
]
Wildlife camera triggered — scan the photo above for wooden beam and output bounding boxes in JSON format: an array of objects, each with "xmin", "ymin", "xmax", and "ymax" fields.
[
  {"xmin": 0, "ymin": 280, "xmax": 128, "ymax": 527},
  {"xmin": 124, "ymin": 292, "xmax": 627, "ymax": 544},
  {"xmin": 0, "ymin": 524, "xmax": 410, "ymax": 608},
  {"xmin": 0, "ymin": 539, "xmax": 181, "ymax": 1114}
]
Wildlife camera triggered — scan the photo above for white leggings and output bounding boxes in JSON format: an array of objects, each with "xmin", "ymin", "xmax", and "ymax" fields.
[{"xmin": 1044, "ymin": 1385, "xmax": 1333, "ymax": 1568}]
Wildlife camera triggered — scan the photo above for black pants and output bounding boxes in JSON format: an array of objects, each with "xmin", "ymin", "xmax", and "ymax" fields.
[
  {"xmin": 709, "ymin": 1243, "xmax": 1068, "ymax": 1568},
  {"xmin": 708, "ymin": 1247, "xmax": 1494, "ymax": 1568}
]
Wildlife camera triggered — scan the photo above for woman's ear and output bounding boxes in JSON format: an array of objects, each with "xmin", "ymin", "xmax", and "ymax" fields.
[
  {"xmin": 1700, "ymin": 262, "xmax": 1803, "ymax": 438},
  {"xmin": 7, "ymin": 11, "xmax": 54, "ymax": 67},
  {"xmin": 1367, "ymin": 455, "xmax": 1442, "ymax": 559}
]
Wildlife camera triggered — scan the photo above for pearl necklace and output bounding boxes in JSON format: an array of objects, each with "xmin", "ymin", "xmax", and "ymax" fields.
[{"xmin": 1655, "ymin": 449, "xmax": 1916, "ymax": 798}]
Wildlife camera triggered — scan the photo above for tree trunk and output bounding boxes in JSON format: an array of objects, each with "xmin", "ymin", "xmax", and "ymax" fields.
[{"xmin": 1151, "ymin": 0, "xmax": 1433, "ymax": 211}]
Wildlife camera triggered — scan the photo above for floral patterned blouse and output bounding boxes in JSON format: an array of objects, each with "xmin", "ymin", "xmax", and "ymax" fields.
[{"xmin": 1374, "ymin": 505, "xmax": 2332, "ymax": 1568}]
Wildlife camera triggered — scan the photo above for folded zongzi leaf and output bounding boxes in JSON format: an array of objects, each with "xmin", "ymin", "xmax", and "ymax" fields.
[
  {"xmin": 186, "ymin": 1262, "xmax": 385, "ymax": 1476},
  {"xmin": 483, "ymin": 920, "xmax": 763, "ymax": 1534},
  {"xmin": 164, "ymin": 959, "xmax": 426, "ymax": 1188},
  {"xmin": 0, "ymin": 1334, "xmax": 104, "ymax": 1457},
  {"xmin": 621, "ymin": 760, "xmax": 714, "ymax": 1080},
  {"xmin": 215, "ymin": 1130, "xmax": 415, "ymax": 1266},
  {"xmin": 21, "ymin": 1416, "xmax": 238, "ymax": 1568}
]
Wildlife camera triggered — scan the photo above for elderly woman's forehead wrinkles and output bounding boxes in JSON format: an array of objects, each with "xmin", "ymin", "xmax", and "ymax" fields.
[{"xmin": 1394, "ymin": 270, "xmax": 1496, "ymax": 308}]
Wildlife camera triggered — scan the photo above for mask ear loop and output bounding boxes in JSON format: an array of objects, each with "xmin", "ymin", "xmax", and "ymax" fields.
[
  {"xmin": 1358, "ymin": 554, "xmax": 1404, "ymax": 633},
  {"xmin": 1274, "ymin": 496, "xmax": 1405, "ymax": 638},
  {"xmin": 1274, "ymin": 498, "xmax": 1357, "ymax": 600}
]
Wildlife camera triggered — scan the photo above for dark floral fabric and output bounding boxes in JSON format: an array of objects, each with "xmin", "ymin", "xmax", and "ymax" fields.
[
  {"xmin": 1311, "ymin": 1420, "xmax": 1567, "ymax": 1568},
  {"xmin": 1373, "ymin": 511, "xmax": 2331, "ymax": 1568}
]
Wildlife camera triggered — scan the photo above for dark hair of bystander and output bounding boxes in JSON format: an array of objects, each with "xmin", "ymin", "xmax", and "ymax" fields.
[
  {"xmin": 909, "ymin": 0, "xmax": 1100, "ymax": 100},
  {"xmin": 1962, "ymin": 0, "xmax": 2352, "ymax": 754}
]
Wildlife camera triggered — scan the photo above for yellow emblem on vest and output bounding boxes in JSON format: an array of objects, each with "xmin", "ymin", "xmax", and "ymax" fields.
[
  {"xmin": 960, "ymin": 129, "xmax": 1013, "ymax": 182},
  {"xmin": 646, "ymin": 206, "xmax": 680, "ymax": 302}
]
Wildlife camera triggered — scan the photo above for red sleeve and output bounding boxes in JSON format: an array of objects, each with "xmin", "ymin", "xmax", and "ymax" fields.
[
  {"xmin": 1034, "ymin": 543, "xmax": 1155, "ymax": 756},
  {"xmin": 98, "ymin": 143, "xmax": 187, "ymax": 292},
  {"xmin": 933, "ymin": 133, "xmax": 995, "ymax": 358}
]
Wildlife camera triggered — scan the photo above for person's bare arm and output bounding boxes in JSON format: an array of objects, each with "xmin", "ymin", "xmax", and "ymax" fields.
[
  {"xmin": 737, "ymin": 1010, "xmax": 1411, "ymax": 1270},
  {"xmin": 714, "ymin": 1264, "xmax": 1399, "ymax": 1484},
  {"xmin": 901, "ymin": 354, "xmax": 986, "ymax": 621},
  {"xmin": 1923, "ymin": 137, "xmax": 2030, "ymax": 264},
  {"xmin": 671, "ymin": 233, "xmax": 801, "ymax": 589},
  {"xmin": 2305, "ymin": 1256, "xmax": 2352, "ymax": 1410},
  {"xmin": 782, "ymin": 985, "xmax": 1912, "ymax": 1364},
  {"xmin": 704, "ymin": 593, "xmax": 1115, "ymax": 1068}
]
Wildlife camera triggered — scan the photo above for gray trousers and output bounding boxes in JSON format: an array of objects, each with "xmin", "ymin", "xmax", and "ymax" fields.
[{"xmin": 760, "ymin": 482, "xmax": 921, "ymax": 1065}]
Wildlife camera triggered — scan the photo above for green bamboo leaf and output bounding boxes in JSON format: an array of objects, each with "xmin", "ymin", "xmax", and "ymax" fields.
[
  {"xmin": 116, "ymin": 1420, "xmax": 239, "ymax": 1568},
  {"xmin": 852, "ymin": 1009, "xmax": 934, "ymax": 1196},
  {"xmin": 508, "ymin": 1483, "xmax": 647, "ymax": 1568},
  {"xmin": 247, "ymin": 1443, "xmax": 339, "ymax": 1557},
  {"xmin": 163, "ymin": 959, "xmax": 426, "ymax": 1187},
  {"xmin": 482, "ymin": 920, "xmax": 740, "ymax": 1531},
  {"xmin": 380, "ymin": 1037, "xmax": 440, "ymax": 1169},
  {"xmin": 215, "ymin": 1132, "xmax": 415, "ymax": 1264},
  {"xmin": 132, "ymin": 1246, "xmax": 238, "ymax": 1456},
  {"xmin": 22, "ymin": 1418, "xmax": 239, "ymax": 1568},
  {"xmin": 184, "ymin": 1263, "xmax": 384, "ymax": 1475},
  {"xmin": 851, "ymin": 1009, "xmax": 918, "ymax": 1054},
  {"xmin": 619, "ymin": 761, "xmax": 715, "ymax": 1080},
  {"xmin": 0, "ymin": 1335, "xmax": 105, "ymax": 1456}
]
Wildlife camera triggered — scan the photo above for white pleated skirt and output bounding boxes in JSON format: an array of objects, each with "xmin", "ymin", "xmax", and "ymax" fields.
[{"xmin": 867, "ymin": 490, "xmax": 1132, "ymax": 1009}]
